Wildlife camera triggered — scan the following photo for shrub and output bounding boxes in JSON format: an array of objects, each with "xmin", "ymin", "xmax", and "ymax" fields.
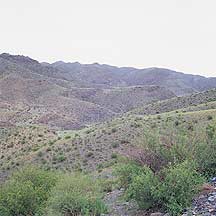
[
  {"xmin": 53, "ymin": 153, "xmax": 66, "ymax": 162},
  {"xmin": 174, "ymin": 120, "xmax": 179, "ymax": 126},
  {"xmin": 193, "ymin": 124, "xmax": 216, "ymax": 177},
  {"xmin": 37, "ymin": 151, "xmax": 43, "ymax": 157},
  {"xmin": 207, "ymin": 115, "xmax": 213, "ymax": 120},
  {"xmin": 126, "ymin": 166, "xmax": 160, "ymax": 209},
  {"xmin": 0, "ymin": 166, "xmax": 57, "ymax": 216},
  {"xmin": 206, "ymin": 124, "xmax": 215, "ymax": 140},
  {"xmin": 144, "ymin": 124, "xmax": 215, "ymax": 169},
  {"xmin": 115, "ymin": 163, "xmax": 148, "ymax": 188},
  {"xmin": 100, "ymin": 178, "xmax": 115, "ymax": 193},
  {"xmin": 64, "ymin": 135, "xmax": 71, "ymax": 139},
  {"xmin": 116, "ymin": 161, "xmax": 205, "ymax": 216},
  {"xmin": 111, "ymin": 153, "xmax": 118, "ymax": 159},
  {"xmin": 112, "ymin": 142, "xmax": 119, "ymax": 148},
  {"xmin": 45, "ymin": 174, "xmax": 107, "ymax": 216},
  {"xmin": 85, "ymin": 151, "xmax": 94, "ymax": 158},
  {"xmin": 0, "ymin": 180, "xmax": 39, "ymax": 216},
  {"xmin": 158, "ymin": 161, "xmax": 205, "ymax": 215}
]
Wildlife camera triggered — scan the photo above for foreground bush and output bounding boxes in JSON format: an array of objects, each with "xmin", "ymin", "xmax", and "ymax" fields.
[
  {"xmin": 194, "ymin": 124, "xmax": 216, "ymax": 177},
  {"xmin": 159, "ymin": 161, "xmax": 205, "ymax": 215},
  {"xmin": 126, "ymin": 166, "xmax": 160, "ymax": 209},
  {"xmin": 0, "ymin": 166, "xmax": 57, "ymax": 216},
  {"xmin": 114, "ymin": 162, "xmax": 147, "ymax": 188},
  {"xmin": 116, "ymin": 161, "xmax": 205, "ymax": 215},
  {"xmin": 139, "ymin": 123, "xmax": 216, "ymax": 177},
  {"xmin": 45, "ymin": 173, "xmax": 107, "ymax": 216}
]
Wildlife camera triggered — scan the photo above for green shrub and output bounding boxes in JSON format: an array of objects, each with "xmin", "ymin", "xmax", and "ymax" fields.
[
  {"xmin": 112, "ymin": 142, "xmax": 119, "ymax": 148},
  {"xmin": 100, "ymin": 178, "xmax": 115, "ymax": 193},
  {"xmin": 158, "ymin": 161, "xmax": 205, "ymax": 215},
  {"xmin": 126, "ymin": 166, "xmax": 160, "ymax": 209},
  {"xmin": 206, "ymin": 124, "xmax": 215, "ymax": 140},
  {"xmin": 0, "ymin": 166, "xmax": 57, "ymax": 216},
  {"xmin": 111, "ymin": 153, "xmax": 118, "ymax": 159},
  {"xmin": 174, "ymin": 120, "xmax": 179, "ymax": 126},
  {"xmin": 116, "ymin": 161, "xmax": 204, "ymax": 216},
  {"xmin": 115, "ymin": 163, "xmax": 148, "ymax": 188},
  {"xmin": 53, "ymin": 153, "xmax": 66, "ymax": 162},
  {"xmin": 64, "ymin": 135, "xmax": 71, "ymax": 139},
  {"xmin": 0, "ymin": 180, "xmax": 39, "ymax": 216},
  {"xmin": 207, "ymin": 115, "xmax": 213, "ymax": 120},
  {"xmin": 45, "ymin": 174, "xmax": 107, "ymax": 216},
  {"xmin": 193, "ymin": 124, "xmax": 216, "ymax": 177}
]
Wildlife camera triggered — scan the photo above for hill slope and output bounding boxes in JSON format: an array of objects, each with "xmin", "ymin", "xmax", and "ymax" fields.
[
  {"xmin": 1, "ymin": 53, "xmax": 216, "ymax": 130},
  {"xmin": 131, "ymin": 88, "xmax": 216, "ymax": 116},
  {"xmin": 51, "ymin": 61, "xmax": 216, "ymax": 96},
  {"xmin": 0, "ymin": 53, "xmax": 177, "ymax": 129},
  {"xmin": 1, "ymin": 98, "xmax": 216, "ymax": 175}
]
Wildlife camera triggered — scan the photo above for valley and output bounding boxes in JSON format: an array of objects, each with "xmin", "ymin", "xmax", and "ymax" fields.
[{"xmin": 0, "ymin": 53, "xmax": 216, "ymax": 216}]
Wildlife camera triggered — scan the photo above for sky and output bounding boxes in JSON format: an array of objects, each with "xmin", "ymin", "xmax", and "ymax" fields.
[{"xmin": 0, "ymin": 0, "xmax": 216, "ymax": 77}]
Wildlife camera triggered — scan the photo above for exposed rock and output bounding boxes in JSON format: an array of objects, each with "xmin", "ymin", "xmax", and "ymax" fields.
[
  {"xmin": 184, "ymin": 181, "xmax": 216, "ymax": 215},
  {"xmin": 150, "ymin": 212, "xmax": 164, "ymax": 216}
]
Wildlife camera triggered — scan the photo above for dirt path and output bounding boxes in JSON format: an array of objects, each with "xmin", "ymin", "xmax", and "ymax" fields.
[{"xmin": 104, "ymin": 188, "xmax": 145, "ymax": 216}]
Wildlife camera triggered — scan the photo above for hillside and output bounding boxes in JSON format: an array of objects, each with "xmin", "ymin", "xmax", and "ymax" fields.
[
  {"xmin": 1, "ymin": 95, "xmax": 216, "ymax": 175},
  {"xmin": 1, "ymin": 65, "xmax": 216, "ymax": 215},
  {"xmin": 0, "ymin": 53, "xmax": 178, "ymax": 129},
  {"xmin": 1, "ymin": 53, "xmax": 216, "ymax": 173},
  {"xmin": 51, "ymin": 61, "xmax": 216, "ymax": 96},
  {"xmin": 66, "ymin": 85, "xmax": 175, "ymax": 113},
  {"xmin": 131, "ymin": 88, "xmax": 216, "ymax": 116}
]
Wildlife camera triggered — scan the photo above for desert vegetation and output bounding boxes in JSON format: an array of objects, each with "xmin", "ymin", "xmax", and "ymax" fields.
[
  {"xmin": 1, "ymin": 54, "xmax": 216, "ymax": 215},
  {"xmin": 114, "ymin": 120, "xmax": 216, "ymax": 215},
  {"xmin": 0, "ymin": 167, "xmax": 107, "ymax": 216}
]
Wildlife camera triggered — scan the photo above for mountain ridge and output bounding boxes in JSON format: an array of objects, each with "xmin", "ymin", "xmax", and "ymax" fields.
[{"xmin": 1, "ymin": 53, "xmax": 216, "ymax": 129}]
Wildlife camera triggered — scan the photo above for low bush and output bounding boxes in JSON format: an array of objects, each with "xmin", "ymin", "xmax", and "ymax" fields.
[
  {"xmin": 0, "ymin": 166, "xmax": 57, "ymax": 216},
  {"xmin": 126, "ymin": 166, "xmax": 160, "ymax": 209},
  {"xmin": 193, "ymin": 124, "xmax": 216, "ymax": 177},
  {"xmin": 111, "ymin": 153, "xmax": 118, "ymax": 159},
  {"xmin": 112, "ymin": 142, "xmax": 119, "ymax": 148},
  {"xmin": 45, "ymin": 174, "xmax": 107, "ymax": 216},
  {"xmin": 64, "ymin": 135, "xmax": 71, "ymax": 139},
  {"xmin": 115, "ymin": 162, "xmax": 147, "ymax": 188},
  {"xmin": 115, "ymin": 161, "xmax": 205, "ymax": 215},
  {"xmin": 159, "ymin": 161, "xmax": 205, "ymax": 215},
  {"xmin": 207, "ymin": 115, "xmax": 213, "ymax": 120},
  {"xmin": 139, "ymin": 123, "xmax": 216, "ymax": 177}
]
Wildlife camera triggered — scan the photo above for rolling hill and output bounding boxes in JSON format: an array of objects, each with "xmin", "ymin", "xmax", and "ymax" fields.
[
  {"xmin": 1, "ymin": 53, "xmax": 216, "ymax": 130},
  {"xmin": 0, "ymin": 53, "xmax": 179, "ymax": 129},
  {"xmin": 1, "ymin": 54, "xmax": 216, "ymax": 215},
  {"xmin": 51, "ymin": 60, "xmax": 216, "ymax": 96},
  {"xmin": 131, "ymin": 88, "xmax": 216, "ymax": 116},
  {"xmin": 1, "ymin": 92, "xmax": 216, "ymax": 175}
]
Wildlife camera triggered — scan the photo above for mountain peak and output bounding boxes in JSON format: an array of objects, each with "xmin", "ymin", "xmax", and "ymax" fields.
[{"xmin": 0, "ymin": 53, "xmax": 39, "ymax": 65}]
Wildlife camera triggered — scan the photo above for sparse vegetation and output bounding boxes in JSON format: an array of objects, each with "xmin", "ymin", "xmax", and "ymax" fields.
[
  {"xmin": 45, "ymin": 174, "xmax": 107, "ymax": 216},
  {"xmin": 1, "ymin": 55, "xmax": 216, "ymax": 216}
]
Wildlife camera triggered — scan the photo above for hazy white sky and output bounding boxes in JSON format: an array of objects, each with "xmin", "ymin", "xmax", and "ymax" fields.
[{"xmin": 0, "ymin": 0, "xmax": 216, "ymax": 77}]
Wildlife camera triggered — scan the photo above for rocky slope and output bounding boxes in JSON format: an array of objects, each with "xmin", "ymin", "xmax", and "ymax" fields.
[
  {"xmin": 131, "ymin": 88, "xmax": 216, "ymax": 116},
  {"xmin": 1, "ymin": 52, "xmax": 216, "ymax": 130},
  {"xmin": 51, "ymin": 60, "xmax": 216, "ymax": 96},
  {"xmin": 0, "ymin": 53, "xmax": 176, "ymax": 129}
]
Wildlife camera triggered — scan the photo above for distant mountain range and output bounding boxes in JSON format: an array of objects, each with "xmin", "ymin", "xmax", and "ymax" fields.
[
  {"xmin": 0, "ymin": 53, "xmax": 216, "ymax": 129},
  {"xmin": 49, "ymin": 59, "xmax": 216, "ymax": 96}
]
